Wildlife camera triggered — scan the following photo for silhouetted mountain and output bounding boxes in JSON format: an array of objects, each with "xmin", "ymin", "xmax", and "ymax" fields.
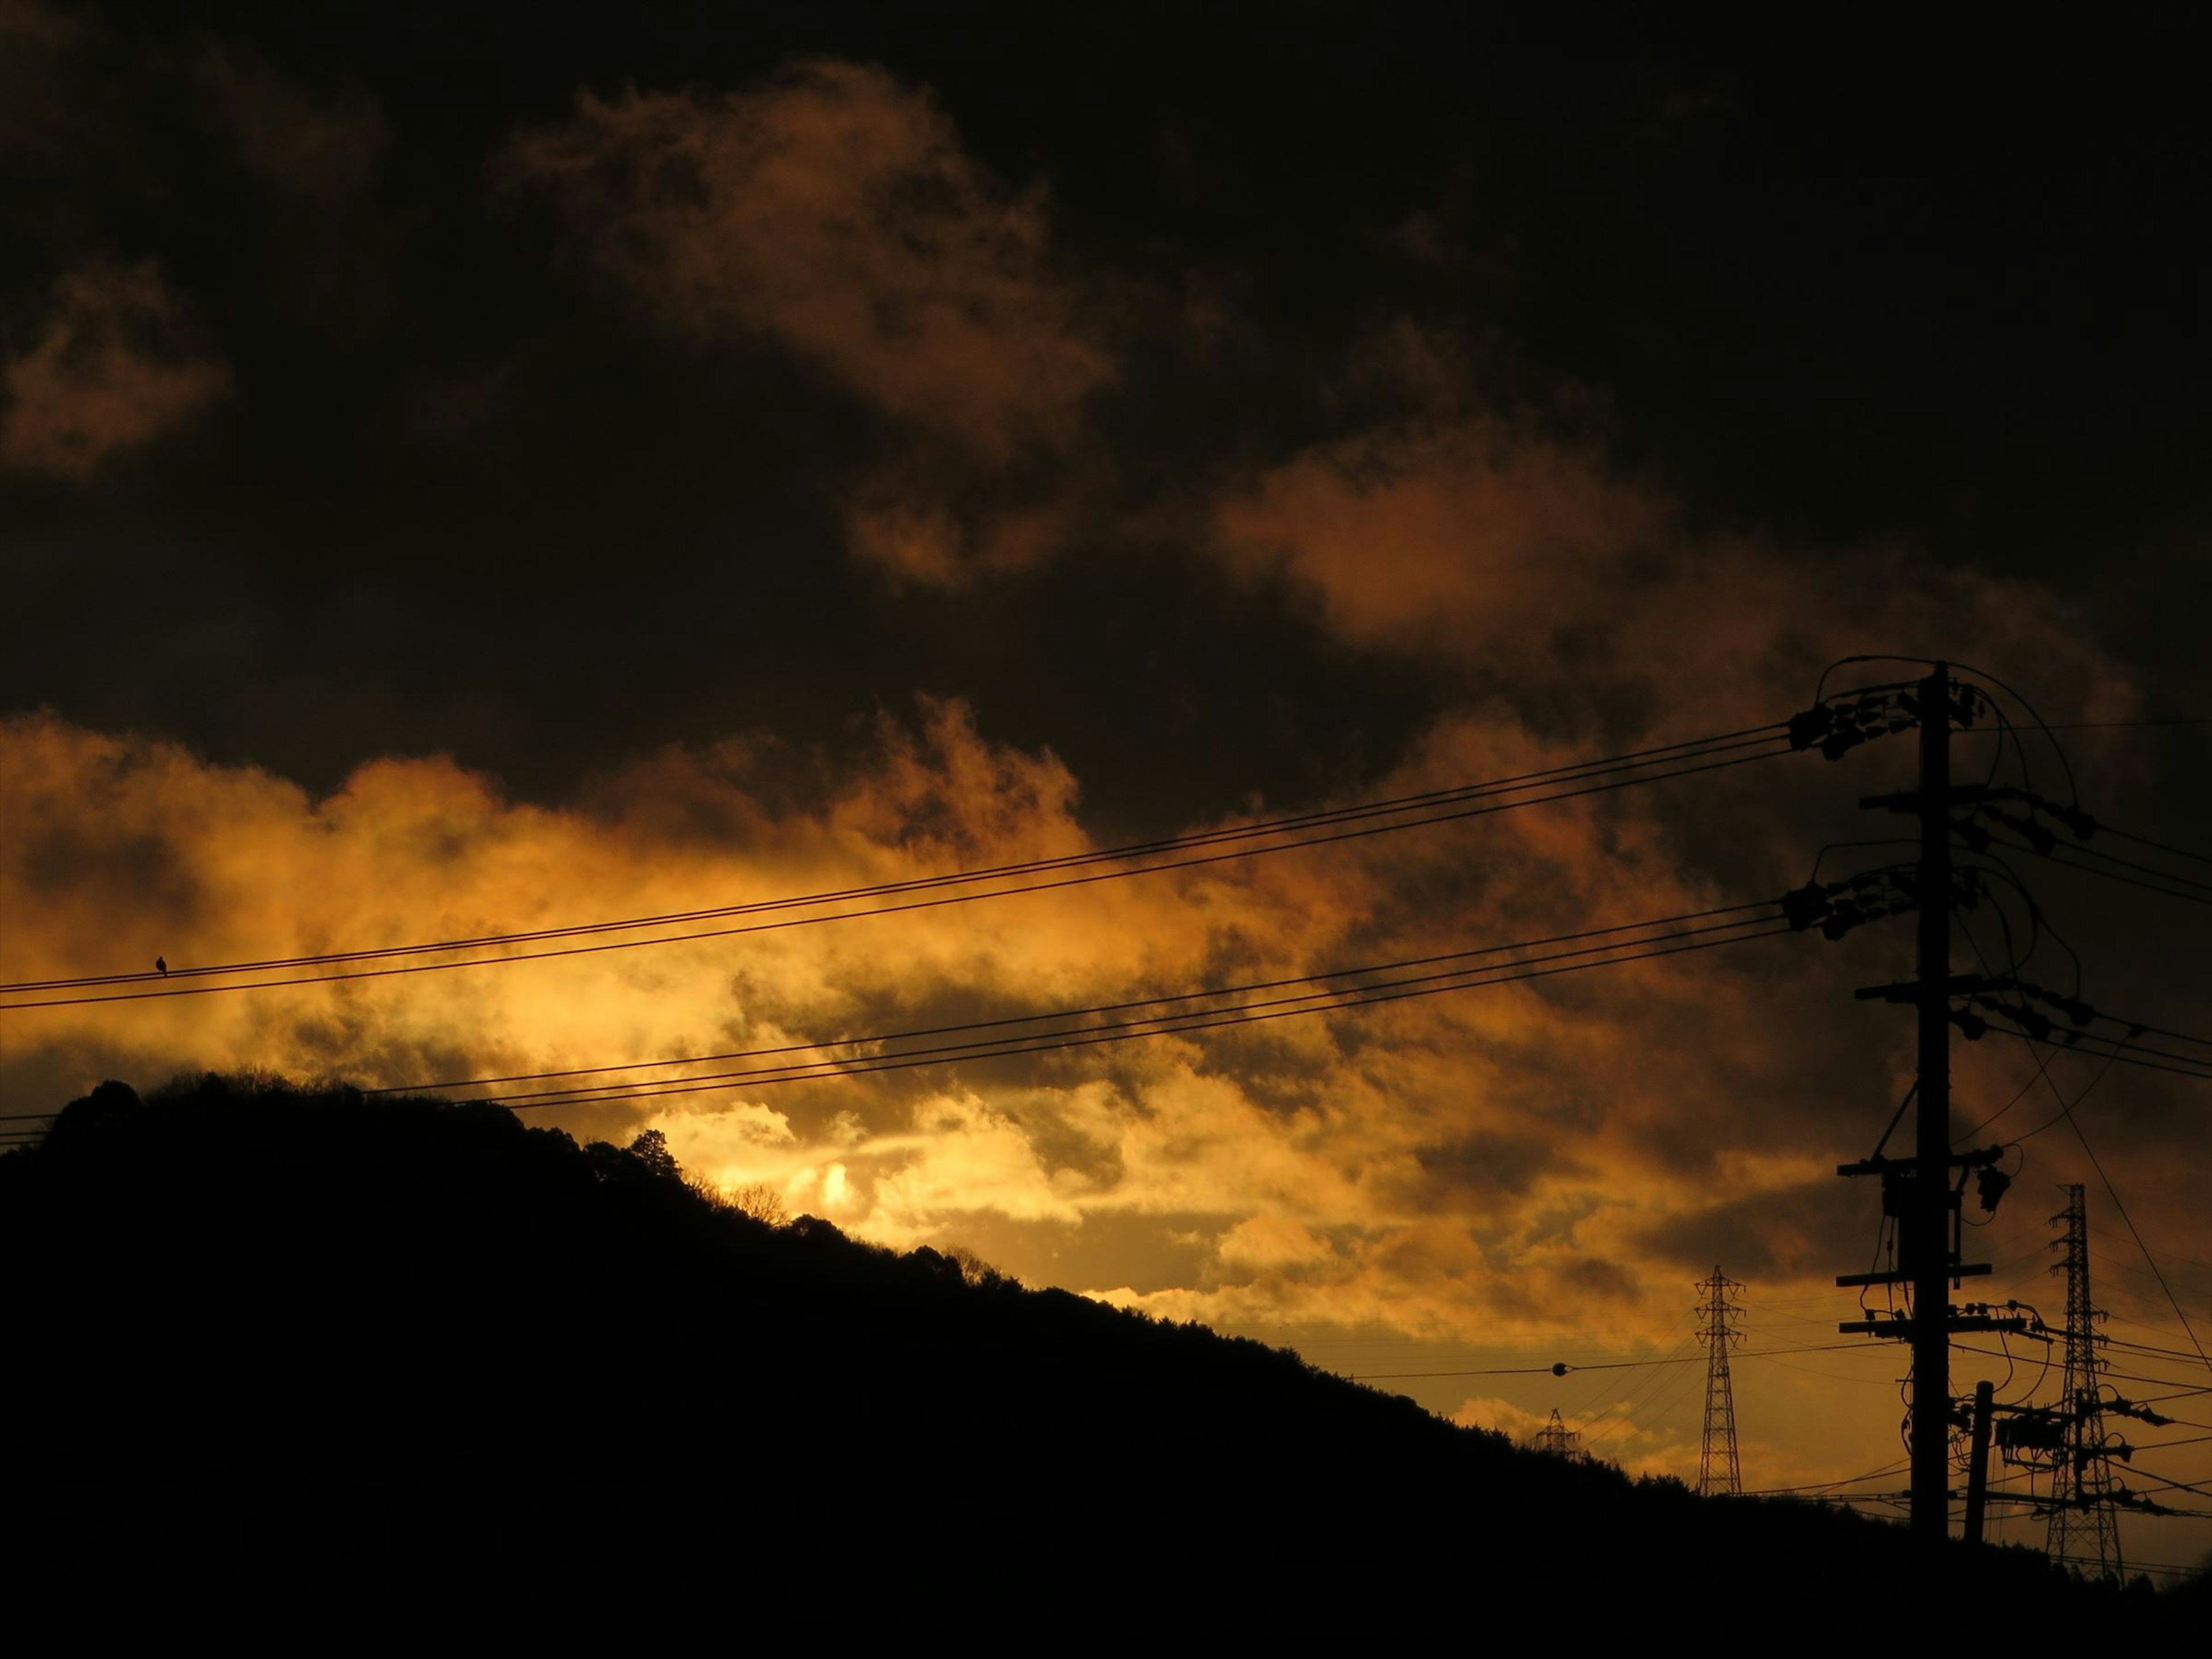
[{"xmin": 1, "ymin": 1077, "xmax": 2195, "ymax": 1628}]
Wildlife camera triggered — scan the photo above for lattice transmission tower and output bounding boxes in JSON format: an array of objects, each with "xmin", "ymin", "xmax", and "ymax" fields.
[
  {"xmin": 2047, "ymin": 1185, "xmax": 2124, "ymax": 1577},
  {"xmin": 1533, "ymin": 1408, "xmax": 1580, "ymax": 1458},
  {"xmin": 1695, "ymin": 1266, "xmax": 1744, "ymax": 1496}
]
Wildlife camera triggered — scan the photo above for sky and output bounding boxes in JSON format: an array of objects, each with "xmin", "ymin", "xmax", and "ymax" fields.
[{"xmin": 3, "ymin": 1, "xmax": 2209, "ymax": 1567}]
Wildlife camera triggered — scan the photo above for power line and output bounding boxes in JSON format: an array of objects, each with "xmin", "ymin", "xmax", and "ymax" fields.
[
  {"xmin": 2130, "ymin": 1470, "xmax": 2212, "ymax": 1501},
  {"xmin": 2093, "ymin": 1235, "xmax": 2210, "ymax": 1273},
  {"xmin": 1566, "ymin": 1325, "xmax": 1702, "ymax": 1448},
  {"xmin": 433, "ymin": 919, "xmax": 1799, "ymax": 1111},
  {"xmin": 1987, "ymin": 835, "xmax": 2212, "ymax": 909},
  {"xmin": 1953, "ymin": 1056, "xmax": 2076, "ymax": 1145},
  {"xmin": 2006, "ymin": 1055, "xmax": 2119, "ymax": 1149},
  {"xmin": 2117, "ymin": 1392, "xmax": 2212, "ymax": 1411},
  {"xmin": 1581, "ymin": 1357, "xmax": 1705, "ymax": 1457},
  {"xmin": 1355, "ymin": 1341, "xmax": 1870, "ymax": 1381},
  {"xmin": 0, "ymin": 909, "xmax": 1800, "ymax": 1130},
  {"xmin": 2027, "ymin": 836, "xmax": 2212, "ymax": 897},
  {"xmin": 2094, "ymin": 816, "xmax": 2212, "ymax": 869},
  {"xmin": 1743, "ymin": 1457, "xmax": 1911, "ymax": 1498},
  {"xmin": 382, "ymin": 903, "xmax": 1779, "ymax": 1099},
  {"xmin": 2059, "ymin": 1110, "xmax": 2212, "ymax": 1377},
  {"xmin": 1991, "ymin": 1027, "xmax": 2212, "ymax": 1087},
  {"xmin": 2104, "ymin": 1335, "xmax": 2212, "ymax": 1363},
  {"xmin": 0, "ymin": 729, "xmax": 1794, "ymax": 1011},
  {"xmin": 2029, "ymin": 1028, "xmax": 2212, "ymax": 1074},
  {"xmin": 1957, "ymin": 718, "xmax": 2212, "ymax": 734},
  {"xmin": 2103, "ymin": 1372, "xmax": 2212, "ymax": 1396}
]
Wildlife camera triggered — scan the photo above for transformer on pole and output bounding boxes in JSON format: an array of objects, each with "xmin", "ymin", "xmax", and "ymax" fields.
[{"xmin": 1695, "ymin": 1266, "xmax": 1744, "ymax": 1496}]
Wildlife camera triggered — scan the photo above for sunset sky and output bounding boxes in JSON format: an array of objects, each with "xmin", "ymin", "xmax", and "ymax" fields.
[{"xmin": 3, "ymin": 3, "xmax": 2207, "ymax": 1568}]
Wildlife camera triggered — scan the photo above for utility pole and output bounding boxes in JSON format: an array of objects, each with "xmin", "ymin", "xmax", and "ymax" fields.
[
  {"xmin": 2048, "ymin": 1184, "xmax": 2124, "ymax": 1578},
  {"xmin": 1963, "ymin": 1378, "xmax": 1995, "ymax": 1544},
  {"xmin": 1836, "ymin": 664, "xmax": 2026, "ymax": 1541},
  {"xmin": 1695, "ymin": 1266, "xmax": 1744, "ymax": 1496},
  {"xmin": 1909, "ymin": 661, "xmax": 1953, "ymax": 1544}
]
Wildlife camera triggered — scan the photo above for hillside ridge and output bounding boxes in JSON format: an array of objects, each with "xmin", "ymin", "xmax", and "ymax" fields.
[{"xmin": 0, "ymin": 1075, "xmax": 2189, "ymax": 1626}]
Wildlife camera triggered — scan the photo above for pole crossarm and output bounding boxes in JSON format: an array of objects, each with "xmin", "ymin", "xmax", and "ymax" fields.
[{"xmin": 1838, "ymin": 1314, "xmax": 2031, "ymax": 1337}]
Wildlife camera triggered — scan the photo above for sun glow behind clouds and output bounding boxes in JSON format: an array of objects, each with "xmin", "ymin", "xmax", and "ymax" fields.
[{"xmin": 4, "ymin": 677, "xmax": 2188, "ymax": 1363}]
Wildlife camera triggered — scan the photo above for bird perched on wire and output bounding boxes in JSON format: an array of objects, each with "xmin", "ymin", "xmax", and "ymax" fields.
[{"xmin": 155, "ymin": 957, "xmax": 167, "ymax": 975}]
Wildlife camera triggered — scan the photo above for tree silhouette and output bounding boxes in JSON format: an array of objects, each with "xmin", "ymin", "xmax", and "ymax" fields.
[{"xmin": 626, "ymin": 1127, "xmax": 679, "ymax": 1180}]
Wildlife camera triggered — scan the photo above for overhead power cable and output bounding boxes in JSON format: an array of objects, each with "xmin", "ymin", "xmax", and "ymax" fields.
[
  {"xmin": 1955, "ymin": 718, "xmax": 2212, "ymax": 734},
  {"xmin": 1741, "ymin": 1457, "xmax": 1912, "ymax": 1498},
  {"xmin": 1356, "ymin": 1340, "xmax": 1870, "ymax": 1381},
  {"xmin": 2, "ymin": 904, "xmax": 1796, "ymax": 1132},
  {"xmin": 2092, "ymin": 816, "xmax": 2212, "ymax": 869},
  {"xmin": 0, "ymin": 727, "xmax": 1794, "ymax": 1012},
  {"xmin": 1988, "ymin": 1025, "xmax": 2212, "ymax": 1087},
  {"xmin": 2005, "ymin": 1055, "xmax": 2118, "ymax": 1148},
  {"xmin": 1985, "ymin": 834, "xmax": 2212, "ymax": 909},
  {"xmin": 381, "ymin": 902, "xmax": 1779, "ymax": 1100},
  {"xmin": 2029, "ymin": 836, "xmax": 2212, "ymax": 897},
  {"xmin": 2043, "ymin": 1091, "xmax": 2212, "ymax": 1376},
  {"xmin": 423, "ymin": 910, "xmax": 1798, "ymax": 1111},
  {"xmin": 2105, "ymin": 1334, "xmax": 2212, "ymax": 1363}
]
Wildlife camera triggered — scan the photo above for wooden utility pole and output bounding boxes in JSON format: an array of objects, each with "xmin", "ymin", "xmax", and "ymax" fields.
[
  {"xmin": 1834, "ymin": 663, "xmax": 2027, "ymax": 1541},
  {"xmin": 1910, "ymin": 662, "xmax": 1953, "ymax": 1543}
]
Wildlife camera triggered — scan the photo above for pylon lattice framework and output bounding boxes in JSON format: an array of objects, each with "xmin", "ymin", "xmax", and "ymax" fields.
[
  {"xmin": 1533, "ymin": 1407, "xmax": 1579, "ymax": 1458},
  {"xmin": 1696, "ymin": 1266, "xmax": 1744, "ymax": 1497},
  {"xmin": 2047, "ymin": 1184, "xmax": 2124, "ymax": 1578}
]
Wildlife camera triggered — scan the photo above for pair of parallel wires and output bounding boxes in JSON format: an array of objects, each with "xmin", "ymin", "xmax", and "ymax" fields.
[{"xmin": 0, "ymin": 721, "xmax": 1805, "ymax": 1135}]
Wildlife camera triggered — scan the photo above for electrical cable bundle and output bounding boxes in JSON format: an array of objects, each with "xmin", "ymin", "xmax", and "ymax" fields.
[{"xmin": 0, "ymin": 722, "xmax": 1796, "ymax": 1011}]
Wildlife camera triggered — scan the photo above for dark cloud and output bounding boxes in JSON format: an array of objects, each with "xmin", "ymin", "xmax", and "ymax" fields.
[
  {"xmin": 1638, "ymin": 1176, "xmax": 1870, "ymax": 1281},
  {"xmin": 498, "ymin": 60, "xmax": 1119, "ymax": 582},
  {"xmin": 194, "ymin": 44, "xmax": 388, "ymax": 206},
  {"xmin": 1, "ymin": 262, "xmax": 230, "ymax": 478},
  {"xmin": 1395, "ymin": 1129, "xmax": 1572, "ymax": 1211},
  {"xmin": 0, "ymin": 1, "xmax": 84, "ymax": 162},
  {"xmin": 499, "ymin": 63, "xmax": 1109, "ymax": 455}
]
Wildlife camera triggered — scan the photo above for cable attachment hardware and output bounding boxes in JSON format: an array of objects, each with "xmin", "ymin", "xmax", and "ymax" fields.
[
  {"xmin": 1951, "ymin": 978, "xmax": 2102, "ymax": 1045},
  {"xmin": 1786, "ymin": 866, "xmax": 1984, "ymax": 941},
  {"xmin": 1782, "ymin": 868, "xmax": 1921, "ymax": 939},
  {"xmin": 1789, "ymin": 680, "xmax": 1987, "ymax": 760},
  {"xmin": 1854, "ymin": 972, "xmax": 2102, "ymax": 1048},
  {"xmin": 1941, "ymin": 785, "xmax": 2100, "ymax": 853}
]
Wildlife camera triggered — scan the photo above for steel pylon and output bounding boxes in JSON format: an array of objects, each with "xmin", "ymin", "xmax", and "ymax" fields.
[
  {"xmin": 2047, "ymin": 1185, "xmax": 2124, "ymax": 1578},
  {"xmin": 1696, "ymin": 1266, "xmax": 1744, "ymax": 1496}
]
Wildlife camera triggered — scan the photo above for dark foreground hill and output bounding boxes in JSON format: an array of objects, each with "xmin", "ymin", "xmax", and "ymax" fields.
[{"xmin": 0, "ymin": 1077, "xmax": 2196, "ymax": 1629}]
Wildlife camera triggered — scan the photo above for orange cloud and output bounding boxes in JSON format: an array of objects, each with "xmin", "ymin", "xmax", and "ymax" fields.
[
  {"xmin": 1, "ymin": 262, "xmax": 232, "ymax": 479},
  {"xmin": 1210, "ymin": 325, "xmax": 2141, "ymax": 737},
  {"xmin": 501, "ymin": 62, "xmax": 1111, "ymax": 462},
  {"xmin": 2, "ymin": 673, "xmax": 2194, "ymax": 1397}
]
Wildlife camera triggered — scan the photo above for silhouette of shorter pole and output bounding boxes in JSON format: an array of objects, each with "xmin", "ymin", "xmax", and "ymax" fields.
[{"xmin": 1963, "ymin": 1379, "xmax": 1994, "ymax": 1544}]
